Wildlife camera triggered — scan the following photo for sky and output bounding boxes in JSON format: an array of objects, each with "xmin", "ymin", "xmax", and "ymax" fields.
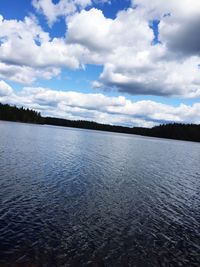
[{"xmin": 0, "ymin": 0, "xmax": 200, "ymax": 127}]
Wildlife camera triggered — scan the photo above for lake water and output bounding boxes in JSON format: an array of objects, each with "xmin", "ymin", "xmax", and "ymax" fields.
[{"xmin": 0, "ymin": 121, "xmax": 200, "ymax": 266}]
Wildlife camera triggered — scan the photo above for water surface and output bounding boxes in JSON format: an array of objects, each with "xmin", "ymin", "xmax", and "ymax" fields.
[{"xmin": 0, "ymin": 121, "xmax": 200, "ymax": 266}]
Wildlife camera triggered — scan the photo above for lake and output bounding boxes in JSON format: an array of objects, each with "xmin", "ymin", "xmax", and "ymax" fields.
[{"xmin": 0, "ymin": 121, "xmax": 200, "ymax": 266}]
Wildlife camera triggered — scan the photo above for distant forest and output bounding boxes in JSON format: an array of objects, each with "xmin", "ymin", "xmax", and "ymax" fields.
[
  {"xmin": 0, "ymin": 103, "xmax": 200, "ymax": 142},
  {"xmin": 0, "ymin": 103, "xmax": 43, "ymax": 124}
]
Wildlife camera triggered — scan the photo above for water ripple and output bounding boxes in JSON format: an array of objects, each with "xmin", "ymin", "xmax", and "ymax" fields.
[{"xmin": 0, "ymin": 122, "xmax": 200, "ymax": 266}]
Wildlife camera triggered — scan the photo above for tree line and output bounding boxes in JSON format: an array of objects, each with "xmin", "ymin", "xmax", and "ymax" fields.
[
  {"xmin": 0, "ymin": 103, "xmax": 43, "ymax": 123},
  {"xmin": 1, "ymin": 103, "xmax": 200, "ymax": 142}
]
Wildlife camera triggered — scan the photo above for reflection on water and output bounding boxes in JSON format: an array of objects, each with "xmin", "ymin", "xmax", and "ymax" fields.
[{"xmin": 0, "ymin": 121, "xmax": 200, "ymax": 266}]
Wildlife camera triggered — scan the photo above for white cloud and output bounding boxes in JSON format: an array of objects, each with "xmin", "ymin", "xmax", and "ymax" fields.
[
  {"xmin": 1, "ymin": 0, "xmax": 200, "ymax": 98},
  {"xmin": 67, "ymin": 8, "xmax": 153, "ymax": 54},
  {"xmin": 91, "ymin": 80, "xmax": 103, "ymax": 89},
  {"xmin": 0, "ymin": 62, "xmax": 60, "ymax": 84},
  {"xmin": 1, "ymin": 82, "xmax": 200, "ymax": 127},
  {"xmin": 160, "ymin": 16, "xmax": 200, "ymax": 57},
  {"xmin": 32, "ymin": 0, "xmax": 110, "ymax": 26},
  {"xmin": 132, "ymin": 0, "xmax": 200, "ymax": 19},
  {"xmin": 0, "ymin": 80, "xmax": 13, "ymax": 96},
  {"xmin": 133, "ymin": 0, "xmax": 200, "ymax": 56},
  {"xmin": 32, "ymin": 0, "xmax": 92, "ymax": 26},
  {"xmin": 65, "ymin": 7, "xmax": 200, "ymax": 98},
  {"xmin": 0, "ymin": 15, "xmax": 86, "ymax": 83},
  {"xmin": 98, "ymin": 53, "xmax": 200, "ymax": 98},
  {"xmin": 0, "ymin": 16, "xmax": 83, "ymax": 68}
]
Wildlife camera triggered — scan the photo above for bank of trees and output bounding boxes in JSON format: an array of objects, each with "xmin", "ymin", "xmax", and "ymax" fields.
[
  {"xmin": 0, "ymin": 103, "xmax": 43, "ymax": 123},
  {"xmin": 45, "ymin": 117, "xmax": 200, "ymax": 142},
  {"xmin": 1, "ymin": 103, "xmax": 200, "ymax": 142},
  {"xmin": 148, "ymin": 123, "xmax": 200, "ymax": 142}
]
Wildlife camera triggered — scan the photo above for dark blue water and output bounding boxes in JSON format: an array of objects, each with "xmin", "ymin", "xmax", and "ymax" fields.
[{"xmin": 0, "ymin": 121, "xmax": 200, "ymax": 266}]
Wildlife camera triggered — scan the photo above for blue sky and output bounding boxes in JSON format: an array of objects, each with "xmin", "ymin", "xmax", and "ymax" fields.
[{"xmin": 0, "ymin": 0, "xmax": 200, "ymax": 127}]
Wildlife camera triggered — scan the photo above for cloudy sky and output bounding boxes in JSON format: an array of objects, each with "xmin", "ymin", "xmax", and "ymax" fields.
[{"xmin": 0, "ymin": 0, "xmax": 200, "ymax": 127}]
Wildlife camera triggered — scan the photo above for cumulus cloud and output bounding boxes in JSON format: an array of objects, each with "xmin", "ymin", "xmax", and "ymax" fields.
[
  {"xmin": 132, "ymin": 0, "xmax": 200, "ymax": 20},
  {"xmin": 0, "ymin": 62, "xmax": 60, "ymax": 84},
  {"xmin": 0, "ymin": 80, "xmax": 13, "ymax": 96},
  {"xmin": 98, "ymin": 54, "xmax": 200, "ymax": 98},
  {"xmin": 1, "ymin": 0, "xmax": 200, "ymax": 98},
  {"xmin": 32, "ymin": 0, "xmax": 92, "ymax": 26},
  {"xmin": 160, "ymin": 16, "xmax": 200, "ymax": 57},
  {"xmin": 0, "ymin": 15, "xmax": 86, "ymax": 83},
  {"xmin": 1, "ymin": 82, "xmax": 200, "ymax": 127},
  {"xmin": 32, "ymin": 0, "xmax": 110, "ymax": 26},
  {"xmin": 91, "ymin": 80, "xmax": 103, "ymax": 89},
  {"xmin": 133, "ymin": 0, "xmax": 200, "ymax": 56},
  {"xmin": 0, "ymin": 15, "xmax": 87, "ymax": 68},
  {"xmin": 67, "ymin": 8, "xmax": 152, "ymax": 52},
  {"xmin": 65, "ymin": 7, "xmax": 200, "ymax": 98}
]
